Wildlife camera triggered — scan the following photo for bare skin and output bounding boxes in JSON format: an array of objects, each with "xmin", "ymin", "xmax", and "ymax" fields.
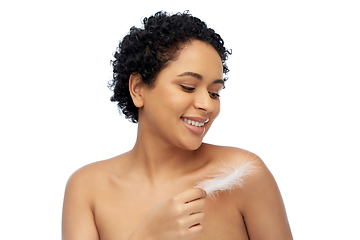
[{"xmin": 62, "ymin": 41, "xmax": 293, "ymax": 240}]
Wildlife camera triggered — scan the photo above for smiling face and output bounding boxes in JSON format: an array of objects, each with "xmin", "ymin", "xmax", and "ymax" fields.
[{"xmin": 137, "ymin": 40, "xmax": 224, "ymax": 150}]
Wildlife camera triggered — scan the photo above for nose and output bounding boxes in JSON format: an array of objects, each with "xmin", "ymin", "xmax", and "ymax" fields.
[{"xmin": 194, "ymin": 90, "xmax": 214, "ymax": 113}]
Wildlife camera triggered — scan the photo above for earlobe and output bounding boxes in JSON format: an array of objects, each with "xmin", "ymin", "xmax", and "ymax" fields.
[{"xmin": 129, "ymin": 73, "xmax": 144, "ymax": 108}]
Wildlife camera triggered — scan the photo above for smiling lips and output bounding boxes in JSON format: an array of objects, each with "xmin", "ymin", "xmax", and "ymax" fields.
[
  {"xmin": 181, "ymin": 117, "xmax": 205, "ymax": 127},
  {"xmin": 181, "ymin": 117, "xmax": 209, "ymax": 135}
]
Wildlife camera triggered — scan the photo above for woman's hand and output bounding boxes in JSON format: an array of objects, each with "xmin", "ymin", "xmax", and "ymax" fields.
[{"xmin": 129, "ymin": 188, "xmax": 207, "ymax": 240}]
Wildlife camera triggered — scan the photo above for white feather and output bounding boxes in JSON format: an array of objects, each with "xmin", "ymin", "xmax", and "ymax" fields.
[{"xmin": 195, "ymin": 161, "xmax": 257, "ymax": 198}]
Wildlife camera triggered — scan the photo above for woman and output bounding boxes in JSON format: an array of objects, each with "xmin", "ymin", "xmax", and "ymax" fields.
[{"xmin": 62, "ymin": 11, "xmax": 292, "ymax": 240}]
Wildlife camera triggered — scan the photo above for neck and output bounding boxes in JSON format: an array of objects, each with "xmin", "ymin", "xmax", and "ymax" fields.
[{"xmin": 128, "ymin": 124, "xmax": 207, "ymax": 184}]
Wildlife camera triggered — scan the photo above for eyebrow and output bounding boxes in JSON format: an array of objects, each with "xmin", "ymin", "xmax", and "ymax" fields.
[{"xmin": 177, "ymin": 71, "xmax": 225, "ymax": 86}]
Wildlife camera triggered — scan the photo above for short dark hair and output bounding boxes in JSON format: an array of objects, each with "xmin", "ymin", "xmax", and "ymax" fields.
[{"xmin": 108, "ymin": 11, "xmax": 231, "ymax": 123}]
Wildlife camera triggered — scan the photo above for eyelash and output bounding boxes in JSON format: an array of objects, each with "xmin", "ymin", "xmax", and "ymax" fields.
[{"xmin": 180, "ymin": 85, "xmax": 220, "ymax": 99}]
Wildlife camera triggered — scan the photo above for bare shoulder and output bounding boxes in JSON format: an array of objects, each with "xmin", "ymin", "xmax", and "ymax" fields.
[
  {"xmin": 67, "ymin": 159, "xmax": 111, "ymax": 187},
  {"xmin": 203, "ymin": 144, "xmax": 277, "ymax": 191},
  {"xmin": 64, "ymin": 154, "xmax": 129, "ymax": 201},
  {"xmin": 201, "ymin": 144, "xmax": 292, "ymax": 239},
  {"xmin": 200, "ymin": 143, "xmax": 263, "ymax": 169},
  {"xmin": 62, "ymin": 156, "xmax": 128, "ymax": 240},
  {"xmin": 200, "ymin": 143, "xmax": 275, "ymax": 197}
]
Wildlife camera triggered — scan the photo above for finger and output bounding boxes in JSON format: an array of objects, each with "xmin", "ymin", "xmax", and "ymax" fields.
[
  {"xmin": 193, "ymin": 187, "xmax": 207, "ymax": 200},
  {"xmin": 187, "ymin": 223, "xmax": 204, "ymax": 238},
  {"xmin": 178, "ymin": 211, "xmax": 205, "ymax": 229},
  {"xmin": 176, "ymin": 188, "xmax": 206, "ymax": 204},
  {"xmin": 183, "ymin": 198, "xmax": 206, "ymax": 215},
  {"xmin": 187, "ymin": 212, "xmax": 206, "ymax": 227}
]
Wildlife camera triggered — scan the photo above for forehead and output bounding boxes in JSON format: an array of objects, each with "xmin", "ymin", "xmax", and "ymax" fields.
[{"xmin": 157, "ymin": 40, "xmax": 224, "ymax": 81}]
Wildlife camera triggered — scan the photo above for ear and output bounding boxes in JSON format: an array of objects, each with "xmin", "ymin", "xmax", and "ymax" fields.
[{"xmin": 129, "ymin": 72, "xmax": 144, "ymax": 108}]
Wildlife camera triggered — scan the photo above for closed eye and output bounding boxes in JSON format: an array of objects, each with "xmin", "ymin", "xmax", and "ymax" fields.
[
  {"xmin": 181, "ymin": 85, "xmax": 220, "ymax": 99},
  {"xmin": 181, "ymin": 85, "xmax": 195, "ymax": 92}
]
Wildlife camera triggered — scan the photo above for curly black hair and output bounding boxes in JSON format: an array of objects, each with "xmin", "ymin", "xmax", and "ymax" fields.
[{"xmin": 108, "ymin": 11, "xmax": 231, "ymax": 123}]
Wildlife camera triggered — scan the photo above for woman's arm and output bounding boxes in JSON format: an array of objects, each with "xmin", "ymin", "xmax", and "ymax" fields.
[
  {"xmin": 241, "ymin": 157, "xmax": 293, "ymax": 240},
  {"xmin": 62, "ymin": 169, "xmax": 99, "ymax": 240}
]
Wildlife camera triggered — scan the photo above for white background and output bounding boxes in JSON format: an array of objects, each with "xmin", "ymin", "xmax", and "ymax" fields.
[{"xmin": 1, "ymin": 0, "xmax": 359, "ymax": 239}]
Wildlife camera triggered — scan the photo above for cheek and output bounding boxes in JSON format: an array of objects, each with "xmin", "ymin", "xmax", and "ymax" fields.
[{"xmin": 150, "ymin": 86, "xmax": 188, "ymax": 117}]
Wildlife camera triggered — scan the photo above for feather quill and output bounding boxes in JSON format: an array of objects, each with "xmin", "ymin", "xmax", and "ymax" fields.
[{"xmin": 195, "ymin": 161, "xmax": 257, "ymax": 198}]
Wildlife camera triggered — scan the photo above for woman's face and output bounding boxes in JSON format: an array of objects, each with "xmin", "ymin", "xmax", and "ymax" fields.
[{"xmin": 139, "ymin": 40, "xmax": 224, "ymax": 150}]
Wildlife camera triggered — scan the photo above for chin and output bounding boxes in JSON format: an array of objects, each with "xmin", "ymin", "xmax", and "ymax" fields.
[
  {"xmin": 176, "ymin": 122, "xmax": 212, "ymax": 151},
  {"xmin": 179, "ymin": 138, "xmax": 204, "ymax": 151}
]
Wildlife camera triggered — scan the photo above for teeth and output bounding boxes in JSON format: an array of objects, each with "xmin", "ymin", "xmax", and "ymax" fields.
[{"xmin": 182, "ymin": 118, "xmax": 205, "ymax": 127}]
